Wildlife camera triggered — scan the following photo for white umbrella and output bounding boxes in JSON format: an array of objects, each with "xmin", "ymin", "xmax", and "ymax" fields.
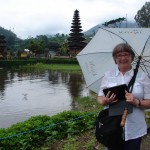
[{"xmin": 76, "ymin": 28, "xmax": 150, "ymax": 94}]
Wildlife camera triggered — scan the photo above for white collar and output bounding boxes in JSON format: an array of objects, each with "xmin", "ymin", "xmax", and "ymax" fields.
[{"xmin": 115, "ymin": 68, "xmax": 134, "ymax": 77}]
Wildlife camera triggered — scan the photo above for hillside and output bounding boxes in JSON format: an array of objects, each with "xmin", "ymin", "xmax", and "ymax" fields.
[
  {"xmin": 0, "ymin": 26, "xmax": 18, "ymax": 39},
  {"xmin": 0, "ymin": 26, "xmax": 21, "ymax": 50}
]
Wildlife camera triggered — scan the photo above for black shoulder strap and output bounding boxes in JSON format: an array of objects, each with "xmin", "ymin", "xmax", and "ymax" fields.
[{"xmin": 127, "ymin": 69, "xmax": 137, "ymax": 93}]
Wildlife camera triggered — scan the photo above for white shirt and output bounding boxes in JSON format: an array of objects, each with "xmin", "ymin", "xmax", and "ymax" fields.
[{"xmin": 98, "ymin": 68, "xmax": 150, "ymax": 141}]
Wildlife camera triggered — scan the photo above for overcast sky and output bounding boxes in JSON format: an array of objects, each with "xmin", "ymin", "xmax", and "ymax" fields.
[{"xmin": 0, "ymin": 0, "xmax": 148, "ymax": 39}]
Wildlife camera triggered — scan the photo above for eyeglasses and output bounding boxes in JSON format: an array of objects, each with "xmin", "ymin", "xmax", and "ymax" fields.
[{"xmin": 116, "ymin": 53, "xmax": 130, "ymax": 59}]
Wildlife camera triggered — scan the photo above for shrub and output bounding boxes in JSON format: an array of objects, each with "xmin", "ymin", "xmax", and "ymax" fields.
[{"xmin": 0, "ymin": 111, "xmax": 97, "ymax": 149}]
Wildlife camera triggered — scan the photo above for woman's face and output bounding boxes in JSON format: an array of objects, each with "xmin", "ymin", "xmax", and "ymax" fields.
[{"xmin": 115, "ymin": 52, "xmax": 132, "ymax": 71}]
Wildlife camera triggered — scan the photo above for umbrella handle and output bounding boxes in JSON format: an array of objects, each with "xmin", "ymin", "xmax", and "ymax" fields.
[{"xmin": 120, "ymin": 107, "xmax": 128, "ymax": 127}]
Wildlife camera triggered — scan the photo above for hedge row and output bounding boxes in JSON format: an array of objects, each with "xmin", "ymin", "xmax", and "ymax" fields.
[
  {"xmin": 38, "ymin": 58, "xmax": 79, "ymax": 64},
  {"xmin": 0, "ymin": 58, "xmax": 79, "ymax": 68},
  {"xmin": 0, "ymin": 60, "xmax": 37, "ymax": 68}
]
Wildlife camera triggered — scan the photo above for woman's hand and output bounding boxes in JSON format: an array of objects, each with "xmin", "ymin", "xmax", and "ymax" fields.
[
  {"xmin": 98, "ymin": 91, "xmax": 117, "ymax": 106},
  {"xmin": 125, "ymin": 90, "xmax": 139, "ymax": 106}
]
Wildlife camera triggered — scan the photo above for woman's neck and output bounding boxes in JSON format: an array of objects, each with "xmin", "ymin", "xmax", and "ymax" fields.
[{"xmin": 119, "ymin": 66, "xmax": 132, "ymax": 75}]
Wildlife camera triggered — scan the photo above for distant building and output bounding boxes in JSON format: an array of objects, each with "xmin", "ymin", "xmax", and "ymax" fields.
[{"xmin": 67, "ymin": 9, "xmax": 87, "ymax": 56}]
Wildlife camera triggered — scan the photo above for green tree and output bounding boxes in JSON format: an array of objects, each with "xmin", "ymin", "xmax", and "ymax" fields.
[
  {"xmin": 36, "ymin": 35, "xmax": 49, "ymax": 47},
  {"xmin": 27, "ymin": 35, "xmax": 49, "ymax": 55},
  {"xmin": 102, "ymin": 17, "xmax": 126, "ymax": 27},
  {"xmin": 28, "ymin": 41, "xmax": 43, "ymax": 55},
  {"xmin": 7, "ymin": 36, "xmax": 15, "ymax": 50},
  {"xmin": 134, "ymin": 2, "xmax": 150, "ymax": 27},
  {"xmin": 60, "ymin": 40, "xmax": 69, "ymax": 55},
  {"xmin": 0, "ymin": 26, "xmax": 19, "ymax": 51}
]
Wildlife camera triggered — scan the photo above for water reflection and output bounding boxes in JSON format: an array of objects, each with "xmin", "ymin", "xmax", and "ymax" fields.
[
  {"xmin": 67, "ymin": 73, "xmax": 85, "ymax": 99},
  {"xmin": 0, "ymin": 69, "xmax": 89, "ymax": 128},
  {"xmin": 0, "ymin": 70, "xmax": 6, "ymax": 98}
]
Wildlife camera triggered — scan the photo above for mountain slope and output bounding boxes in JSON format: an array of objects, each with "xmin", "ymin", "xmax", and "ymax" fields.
[{"xmin": 84, "ymin": 21, "xmax": 139, "ymax": 36}]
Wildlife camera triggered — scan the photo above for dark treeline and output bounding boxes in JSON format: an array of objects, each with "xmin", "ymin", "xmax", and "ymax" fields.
[{"xmin": 0, "ymin": 26, "xmax": 91, "ymax": 57}]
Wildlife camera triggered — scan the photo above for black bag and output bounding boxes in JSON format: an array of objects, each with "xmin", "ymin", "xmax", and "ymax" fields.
[{"xmin": 95, "ymin": 108, "xmax": 124, "ymax": 148}]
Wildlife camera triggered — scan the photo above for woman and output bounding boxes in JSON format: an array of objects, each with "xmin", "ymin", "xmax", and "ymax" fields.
[{"xmin": 98, "ymin": 43, "xmax": 150, "ymax": 150}]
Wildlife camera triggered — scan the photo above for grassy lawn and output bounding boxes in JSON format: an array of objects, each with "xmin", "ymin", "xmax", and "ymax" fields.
[{"xmin": 20, "ymin": 63, "xmax": 82, "ymax": 73}]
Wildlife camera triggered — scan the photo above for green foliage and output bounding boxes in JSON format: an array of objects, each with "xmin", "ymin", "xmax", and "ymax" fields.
[
  {"xmin": 0, "ymin": 26, "xmax": 17, "ymax": 39},
  {"xmin": 134, "ymin": 2, "xmax": 150, "ymax": 27},
  {"xmin": 0, "ymin": 110, "xmax": 97, "ymax": 149},
  {"xmin": 0, "ymin": 58, "xmax": 79, "ymax": 69},
  {"xmin": 47, "ymin": 35, "xmax": 68, "ymax": 44},
  {"xmin": 102, "ymin": 17, "xmax": 126, "ymax": 27},
  {"xmin": 74, "ymin": 96, "xmax": 102, "ymax": 112},
  {"xmin": 42, "ymin": 58, "xmax": 79, "ymax": 64},
  {"xmin": 0, "ymin": 60, "xmax": 37, "ymax": 68},
  {"xmin": 0, "ymin": 26, "xmax": 22, "ymax": 51},
  {"xmin": 0, "ymin": 26, "xmax": 91, "ymax": 56},
  {"xmin": 21, "ymin": 63, "xmax": 81, "ymax": 73}
]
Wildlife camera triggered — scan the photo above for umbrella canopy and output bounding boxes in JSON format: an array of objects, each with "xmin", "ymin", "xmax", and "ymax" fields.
[{"xmin": 76, "ymin": 28, "xmax": 150, "ymax": 94}]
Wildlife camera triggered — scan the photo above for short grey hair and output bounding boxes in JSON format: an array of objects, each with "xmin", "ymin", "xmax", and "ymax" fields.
[{"xmin": 112, "ymin": 43, "xmax": 135, "ymax": 61}]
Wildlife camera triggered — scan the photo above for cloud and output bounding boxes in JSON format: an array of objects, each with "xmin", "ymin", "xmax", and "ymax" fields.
[{"xmin": 0, "ymin": 0, "xmax": 148, "ymax": 39}]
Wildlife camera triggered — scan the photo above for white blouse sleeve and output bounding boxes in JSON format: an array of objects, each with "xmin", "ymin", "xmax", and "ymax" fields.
[
  {"xmin": 98, "ymin": 74, "xmax": 108, "ymax": 96},
  {"xmin": 142, "ymin": 73, "xmax": 150, "ymax": 99}
]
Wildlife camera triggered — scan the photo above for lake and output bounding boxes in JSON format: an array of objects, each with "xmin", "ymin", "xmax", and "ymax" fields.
[{"xmin": 0, "ymin": 69, "xmax": 89, "ymax": 128}]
